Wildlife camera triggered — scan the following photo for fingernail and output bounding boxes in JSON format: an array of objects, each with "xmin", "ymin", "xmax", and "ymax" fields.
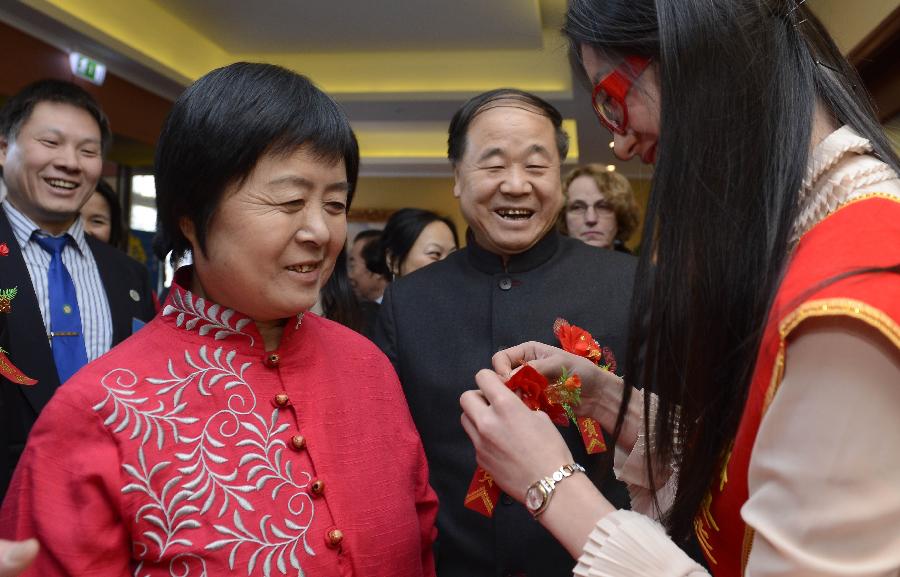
[{"xmin": 3, "ymin": 539, "xmax": 38, "ymax": 566}]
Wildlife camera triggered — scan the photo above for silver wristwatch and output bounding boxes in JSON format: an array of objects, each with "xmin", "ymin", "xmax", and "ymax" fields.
[{"xmin": 524, "ymin": 462, "xmax": 586, "ymax": 518}]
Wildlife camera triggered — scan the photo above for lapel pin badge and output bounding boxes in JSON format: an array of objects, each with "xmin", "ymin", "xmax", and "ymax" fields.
[
  {"xmin": 0, "ymin": 243, "xmax": 9, "ymax": 256},
  {"xmin": 129, "ymin": 289, "xmax": 140, "ymax": 302}
]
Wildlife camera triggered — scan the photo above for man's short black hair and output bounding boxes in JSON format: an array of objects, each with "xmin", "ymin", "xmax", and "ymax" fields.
[
  {"xmin": 447, "ymin": 88, "xmax": 569, "ymax": 166},
  {"xmin": 154, "ymin": 62, "xmax": 360, "ymax": 260},
  {"xmin": 0, "ymin": 79, "xmax": 111, "ymax": 155},
  {"xmin": 353, "ymin": 229, "xmax": 382, "ymax": 245}
]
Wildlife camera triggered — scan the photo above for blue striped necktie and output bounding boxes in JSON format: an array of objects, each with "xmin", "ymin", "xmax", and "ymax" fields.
[{"xmin": 33, "ymin": 233, "xmax": 88, "ymax": 384}]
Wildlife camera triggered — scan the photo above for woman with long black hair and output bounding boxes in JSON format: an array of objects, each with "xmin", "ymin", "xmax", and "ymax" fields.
[{"xmin": 461, "ymin": 0, "xmax": 900, "ymax": 575}]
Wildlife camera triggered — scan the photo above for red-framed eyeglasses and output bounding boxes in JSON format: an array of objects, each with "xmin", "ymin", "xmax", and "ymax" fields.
[{"xmin": 591, "ymin": 55, "xmax": 652, "ymax": 135}]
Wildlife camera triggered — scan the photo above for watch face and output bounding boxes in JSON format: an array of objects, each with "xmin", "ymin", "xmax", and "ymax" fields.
[{"xmin": 525, "ymin": 485, "xmax": 545, "ymax": 511}]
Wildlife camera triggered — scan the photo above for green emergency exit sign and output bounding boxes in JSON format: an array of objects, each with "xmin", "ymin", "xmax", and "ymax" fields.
[{"xmin": 69, "ymin": 53, "xmax": 107, "ymax": 85}]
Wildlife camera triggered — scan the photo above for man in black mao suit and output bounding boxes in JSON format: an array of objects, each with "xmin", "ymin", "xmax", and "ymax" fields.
[
  {"xmin": 374, "ymin": 89, "xmax": 636, "ymax": 577},
  {"xmin": 0, "ymin": 80, "xmax": 156, "ymax": 499}
]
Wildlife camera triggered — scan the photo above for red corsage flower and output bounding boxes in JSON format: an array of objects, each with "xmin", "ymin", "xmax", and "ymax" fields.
[
  {"xmin": 504, "ymin": 365, "xmax": 547, "ymax": 412},
  {"xmin": 505, "ymin": 364, "xmax": 578, "ymax": 426},
  {"xmin": 553, "ymin": 318, "xmax": 602, "ymax": 361}
]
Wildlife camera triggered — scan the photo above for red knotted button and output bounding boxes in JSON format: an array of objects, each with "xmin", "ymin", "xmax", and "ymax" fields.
[
  {"xmin": 273, "ymin": 393, "xmax": 290, "ymax": 407},
  {"xmin": 311, "ymin": 479, "xmax": 325, "ymax": 497},
  {"xmin": 290, "ymin": 435, "xmax": 306, "ymax": 451},
  {"xmin": 326, "ymin": 528, "xmax": 343, "ymax": 549}
]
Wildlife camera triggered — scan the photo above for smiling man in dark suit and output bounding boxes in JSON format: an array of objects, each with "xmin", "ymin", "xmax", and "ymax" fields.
[
  {"xmin": 374, "ymin": 89, "xmax": 637, "ymax": 577},
  {"xmin": 0, "ymin": 80, "xmax": 155, "ymax": 498}
]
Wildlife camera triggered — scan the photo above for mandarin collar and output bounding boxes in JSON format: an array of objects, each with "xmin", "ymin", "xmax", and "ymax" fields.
[
  {"xmin": 792, "ymin": 125, "xmax": 898, "ymax": 243},
  {"xmin": 464, "ymin": 228, "xmax": 560, "ymax": 274},
  {"xmin": 162, "ymin": 265, "xmax": 305, "ymax": 352}
]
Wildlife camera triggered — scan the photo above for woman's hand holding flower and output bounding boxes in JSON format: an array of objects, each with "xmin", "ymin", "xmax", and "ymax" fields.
[
  {"xmin": 460, "ymin": 369, "xmax": 574, "ymax": 502},
  {"xmin": 491, "ymin": 341, "xmax": 628, "ymax": 433}
]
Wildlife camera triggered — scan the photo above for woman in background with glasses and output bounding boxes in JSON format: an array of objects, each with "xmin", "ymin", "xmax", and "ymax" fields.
[
  {"xmin": 461, "ymin": 0, "xmax": 900, "ymax": 575},
  {"xmin": 559, "ymin": 165, "xmax": 640, "ymax": 252}
]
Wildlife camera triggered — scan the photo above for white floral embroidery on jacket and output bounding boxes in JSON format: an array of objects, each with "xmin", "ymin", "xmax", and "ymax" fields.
[{"xmin": 94, "ymin": 293, "xmax": 316, "ymax": 577}]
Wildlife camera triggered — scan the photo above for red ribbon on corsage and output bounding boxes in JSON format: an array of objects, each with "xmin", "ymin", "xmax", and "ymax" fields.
[
  {"xmin": 0, "ymin": 347, "xmax": 37, "ymax": 386},
  {"xmin": 464, "ymin": 319, "xmax": 617, "ymax": 517}
]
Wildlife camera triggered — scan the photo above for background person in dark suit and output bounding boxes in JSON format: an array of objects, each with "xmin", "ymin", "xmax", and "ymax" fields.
[
  {"xmin": 348, "ymin": 229, "xmax": 388, "ymax": 303},
  {"xmin": 0, "ymin": 80, "xmax": 155, "ymax": 499},
  {"xmin": 374, "ymin": 88, "xmax": 636, "ymax": 577}
]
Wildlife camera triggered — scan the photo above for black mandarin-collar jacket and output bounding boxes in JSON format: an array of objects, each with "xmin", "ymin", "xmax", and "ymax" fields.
[{"xmin": 375, "ymin": 230, "xmax": 637, "ymax": 577}]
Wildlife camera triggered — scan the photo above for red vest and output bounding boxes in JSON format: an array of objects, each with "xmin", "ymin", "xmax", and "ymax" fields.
[{"xmin": 695, "ymin": 195, "xmax": 900, "ymax": 576}]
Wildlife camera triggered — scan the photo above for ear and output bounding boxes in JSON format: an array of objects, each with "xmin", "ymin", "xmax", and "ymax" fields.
[
  {"xmin": 386, "ymin": 250, "xmax": 400, "ymax": 276},
  {"xmin": 0, "ymin": 135, "xmax": 9, "ymax": 167},
  {"xmin": 179, "ymin": 216, "xmax": 198, "ymax": 248},
  {"xmin": 452, "ymin": 166, "xmax": 462, "ymax": 199}
]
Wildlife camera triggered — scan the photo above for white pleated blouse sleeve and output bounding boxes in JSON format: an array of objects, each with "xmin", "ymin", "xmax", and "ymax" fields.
[
  {"xmin": 574, "ymin": 327, "xmax": 900, "ymax": 577},
  {"xmin": 611, "ymin": 389, "xmax": 678, "ymax": 521}
]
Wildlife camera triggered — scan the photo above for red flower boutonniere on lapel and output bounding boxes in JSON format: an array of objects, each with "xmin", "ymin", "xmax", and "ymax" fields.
[
  {"xmin": 554, "ymin": 318, "xmax": 618, "ymax": 454},
  {"xmin": 0, "ymin": 243, "xmax": 9, "ymax": 256},
  {"xmin": 554, "ymin": 318, "xmax": 601, "ymax": 361},
  {"xmin": 553, "ymin": 318, "xmax": 617, "ymax": 371}
]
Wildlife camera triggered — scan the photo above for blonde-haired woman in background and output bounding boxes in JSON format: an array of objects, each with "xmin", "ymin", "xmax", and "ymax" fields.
[{"xmin": 559, "ymin": 164, "xmax": 640, "ymax": 252}]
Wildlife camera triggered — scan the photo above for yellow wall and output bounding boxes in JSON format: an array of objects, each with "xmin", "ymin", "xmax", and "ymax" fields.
[
  {"xmin": 810, "ymin": 0, "xmax": 900, "ymax": 53},
  {"xmin": 353, "ymin": 176, "xmax": 465, "ymax": 237},
  {"xmin": 627, "ymin": 178, "xmax": 652, "ymax": 252},
  {"xmin": 886, "ymin": 119, "xmax": 900, "ymax": 154}
]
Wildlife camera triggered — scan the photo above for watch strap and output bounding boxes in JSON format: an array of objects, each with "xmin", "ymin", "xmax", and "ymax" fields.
[{"xmin": 526, "ymin": 462, "xmax": 586, "ymax": 518}]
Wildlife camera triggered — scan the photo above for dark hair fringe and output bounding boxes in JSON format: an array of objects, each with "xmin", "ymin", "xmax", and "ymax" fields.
[
  {"xmin": 564, "ymin": 0, "xmax": 900, "ymax": 543},
  {"xmin": 447, "ymin": 88, "xmax": 569, "ymax": 166},
  {"xmin": 153, "ymin": 62, "xmax": 359, "ymax": 261}
]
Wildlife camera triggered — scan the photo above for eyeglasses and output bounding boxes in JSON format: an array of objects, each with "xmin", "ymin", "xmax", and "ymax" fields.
[
  {"xmin": 567, "ymin": 200, "xmax": 615, "ymax": 218},
  {"xmin": 591, "ymin": 55, "xmax": 652, "ymax": 135}
]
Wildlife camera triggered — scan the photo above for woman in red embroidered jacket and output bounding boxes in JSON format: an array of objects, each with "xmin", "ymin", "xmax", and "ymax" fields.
[
  {"xmin": 0, "ymin": 63, "xmax": 438, "ymax": 577},
  {"xmin": 461, "ymin": 1, "xmax": 900, "ymax": 576}
]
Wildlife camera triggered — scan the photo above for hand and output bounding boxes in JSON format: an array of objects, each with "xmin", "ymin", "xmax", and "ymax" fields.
[
  {"xmin": 492, "ymin": 341, "xmax": 627, "ymax": 431},
  {"xmin": 0, "ymin": 539, "xmax": 38, "ymax": 577},
  {"xmin": 461, "ymin": 368, "xmax": 575, "ymax": 502}
]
